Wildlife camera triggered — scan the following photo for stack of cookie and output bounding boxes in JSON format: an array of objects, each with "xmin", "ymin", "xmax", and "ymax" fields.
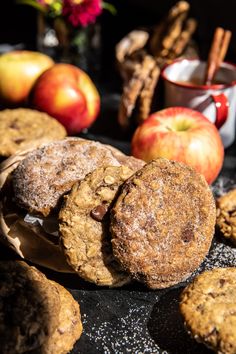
[
  {"xmin": 59, "ymin": 156, "xmax": 216, "ymax": 289},
  {"xmin": 0, "ymin": 260, "xmax": 82, "ymax": 354},
  {"xmin": 0, "ymin": 137, "xmax": 216, "ymax": 289},
  {"xmin": 0, "ymin": 137, "xmax": 144, "ymax": 275}
]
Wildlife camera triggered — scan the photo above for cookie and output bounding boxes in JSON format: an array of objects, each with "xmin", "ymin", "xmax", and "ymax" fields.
[
  {"xmin": 59, "ymin": 166, "xmax": 133, "ymax": 287},
  {"xmin": 110, "ymin": 158, "xmax": 216, "ymax": 289},
  {"xmin": 104, "ymin": 144, "xmax": 145, "ymax": 171},
  {"xmin": 36, "ymin": 281, "xmax": 82, "ymax": 354},
  {"xmin": 0, "ymin": 261, "xmax": 60, "ymax": 353},
  {"xmin": 12, "ymin": 137, "xmax": 120, "ymax": 216},
  {"xmin": 0, "ymin": 108, "xmax": 66, "ymax": 158},
  {"xmin": 216, "ymin": 189, "xmax": 236, "ymax": 245},
  {"xmin": 180, "ymin": 267, "xmax": 236, "ymax": 354}
]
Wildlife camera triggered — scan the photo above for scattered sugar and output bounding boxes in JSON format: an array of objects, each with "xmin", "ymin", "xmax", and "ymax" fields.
[
  {"xmin": 203, "ymin": 238, "xmax": 236, "ymax": 269},
  {"xmin": 211, "ymin": 175, "xmax": 236, "ymax": 197},
  {"xmin": 71, "ymin": 290, "xmax": 162, "ymax": 353}
]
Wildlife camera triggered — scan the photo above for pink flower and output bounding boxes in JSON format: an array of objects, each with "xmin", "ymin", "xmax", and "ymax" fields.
[{"xmin": 62, "ymin": 0, "xmax": 102, "ymax": 27}]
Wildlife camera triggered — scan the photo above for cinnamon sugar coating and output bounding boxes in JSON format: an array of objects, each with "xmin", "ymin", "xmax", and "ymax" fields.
[
  {"xmin": 12, "ymin": 138, "xmax": 120, "ymax": 216},
  {"xmin": 110, "ymin": 158, "xmax": 216, "ymax": 289}
]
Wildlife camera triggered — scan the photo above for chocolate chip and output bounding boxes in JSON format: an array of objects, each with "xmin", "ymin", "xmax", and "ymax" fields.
[
  {"xmin": 196, "ymin": 304, "xmax": 204, "ymax": 312},
  {"xmin": 181, "ymin": 228, "xmax": 194, "ymax": 243},
  {"xmin": 14, "ymin": 138, "xmax": 25, "ymax": 144},
  {"xmin": 90, "ymin": 204, "xmax": 108, "ymax": 221},
  {"xmin": 219, "ymin": 278, "xmax": 226, "ymax": 287},
  {"xmin": 208, "ymin": 292, "xmax": 217, "ymax": 298},
  {"xmin": 9, "ymin": 121, "xmax": 19, "ymax": 130}
]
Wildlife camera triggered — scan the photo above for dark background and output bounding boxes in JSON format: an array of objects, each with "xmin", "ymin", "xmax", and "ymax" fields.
[
  {"xmin": 1, "ymin": 0, "xmax": 236, "ymax": 73},
  {"xmin": 100, "ymin": 0, "xmax": 236, "ymax": 79}
]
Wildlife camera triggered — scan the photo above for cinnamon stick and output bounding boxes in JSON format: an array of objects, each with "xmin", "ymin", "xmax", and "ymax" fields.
[
  {"xmin": 204, "ymin": 27, "xmax": 232, "ymax": 85},
  {"xmin": 218, "ymin": 30, "xmax": 232, "ymax": 64}
]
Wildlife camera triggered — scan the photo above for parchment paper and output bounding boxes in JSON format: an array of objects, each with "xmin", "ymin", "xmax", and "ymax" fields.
[{"xmin": 0, "ymin": 150, "xmax": 74, "ymax": 272}]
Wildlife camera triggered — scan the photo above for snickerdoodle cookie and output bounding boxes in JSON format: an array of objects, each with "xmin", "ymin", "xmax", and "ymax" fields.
[
  {"xmin": 110, "ymin": 158, "xmax": 216, "ymax": 289},
  {"xmin": 59, "ymin": 165, "xmax": 133, "ymax": 287},
  {"xmin": 12, "ymin": 138, "xmax": 120, "ymax": 216},
  {"xmin": 180, "ymin": 267, "xmax": 236, "ymax": 354}
]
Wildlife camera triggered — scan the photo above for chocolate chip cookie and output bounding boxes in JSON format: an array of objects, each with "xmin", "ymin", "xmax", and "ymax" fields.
[
  {"xmin": 59, "ymin": 166, "xmax": 133, "ymax": 287},
  {"xmin": 110, "ymin": 158, "xmax": 216, "ymax": 289},
  {"xmin": 0, "ymin": 108, "xmax": 66, "ymax": 158},
  {"xmin": 0, "ymin": 261, "xmax": 60, "ymax": 353},
  {"xmin": 216, "ymin": 189, "xmax": 236, "ymax": 245},
  {"xmin": 180, "ymin": 267, "xmax": 236, "ymax": 354},
  {"xmin": 12, "ymin": 137, "xmax": 120, "ymax": 216}
]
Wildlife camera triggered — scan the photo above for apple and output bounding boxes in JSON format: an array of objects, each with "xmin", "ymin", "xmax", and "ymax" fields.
[
  {"xmin": 131, "ymin": 107, "xmax": 224, "ymax": 184},
  {"xmin": 31, "ymin": 63, "xmax": 100, "ymax": 134},
  {"xmin": 0, "ymin": 50, "xmax": 54, "ymax": 106}
]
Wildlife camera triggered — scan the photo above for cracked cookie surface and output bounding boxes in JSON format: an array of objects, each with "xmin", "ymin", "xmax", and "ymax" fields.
[
  {"xmin": 110, "ymin": 158, "xmax": 216, "ymax": 289},
  {"xmin": 180, "ymin": 267, "xmax": 236, "ymax": 354},
  {"xmin": 59, "ymin": 166, "xmax": 133, "ymax": 287}
]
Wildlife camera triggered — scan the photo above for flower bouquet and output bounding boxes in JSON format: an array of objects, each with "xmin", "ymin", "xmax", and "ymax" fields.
[{"xmin": 17, "ymin": 0, "xmax": 115, "ymax": 68}]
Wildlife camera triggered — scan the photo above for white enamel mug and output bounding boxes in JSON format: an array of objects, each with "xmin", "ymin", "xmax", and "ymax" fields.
[{"xmin": 161, "ymin": 59, "xmax": 236, "ymax": 148}]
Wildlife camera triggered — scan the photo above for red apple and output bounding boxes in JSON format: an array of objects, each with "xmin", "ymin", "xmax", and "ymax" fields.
[
  {"xmin": 131, "ymin": 107, "xmax": 224, "ymax": 184},
  {"xmin": 0, "ymin": 50, "xmax": 54, "ymax": 105},
  {"xmin": 31, "ymin": 63, "xmax": 100, "ymax": 134}
]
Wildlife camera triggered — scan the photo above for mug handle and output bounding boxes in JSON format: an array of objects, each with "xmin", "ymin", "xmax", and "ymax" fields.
[{"xmin": 211, "ymin": 93, "xmax": 229, "ymax": 129}]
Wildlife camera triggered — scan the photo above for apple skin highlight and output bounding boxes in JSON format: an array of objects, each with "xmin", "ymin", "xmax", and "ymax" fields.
[{"xmin": 131, "ymin": 107, "xmax": 224, "ymax": 184}]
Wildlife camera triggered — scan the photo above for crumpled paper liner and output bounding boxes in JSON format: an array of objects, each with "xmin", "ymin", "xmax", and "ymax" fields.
[{"xmin": 0, "ymin": 150, "xmax": 74, "ymax": 273}]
